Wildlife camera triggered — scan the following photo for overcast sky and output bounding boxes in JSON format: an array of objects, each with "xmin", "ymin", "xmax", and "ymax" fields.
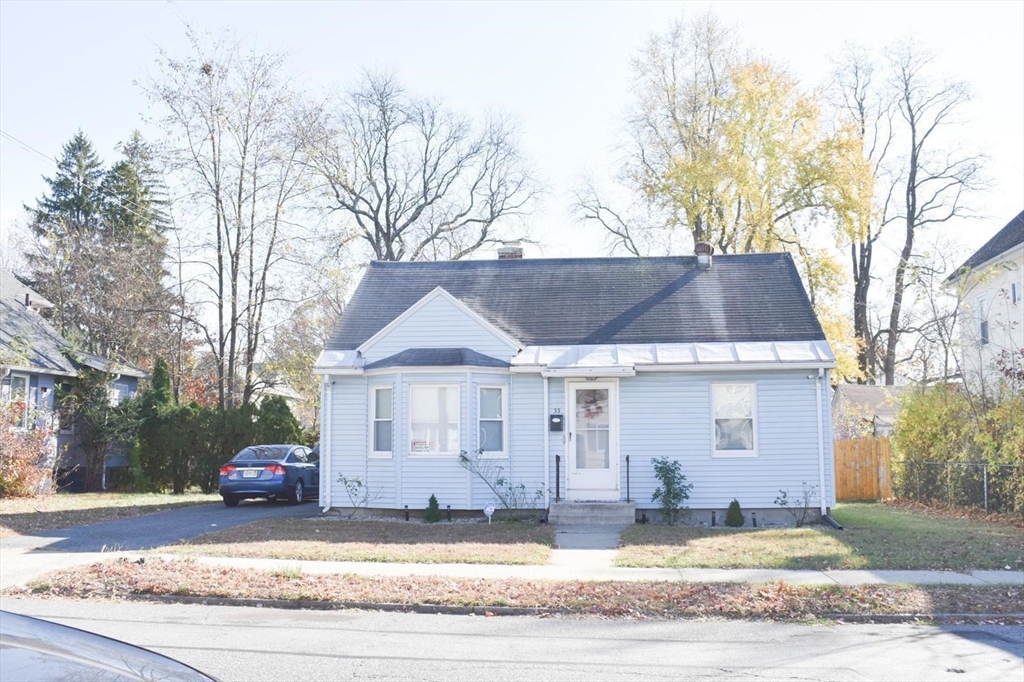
[{"xmin": 1, "ymin": 0, "xmax": 1021, "ymax": 265}]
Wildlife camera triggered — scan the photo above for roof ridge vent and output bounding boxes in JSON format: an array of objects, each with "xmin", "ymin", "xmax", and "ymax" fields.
[{"xmin": 695, "ymin": 242, "xmax": 714, "ymax": 269}]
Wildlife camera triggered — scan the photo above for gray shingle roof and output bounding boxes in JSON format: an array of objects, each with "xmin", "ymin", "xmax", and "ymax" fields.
[
  {"xmin": 947, "ymin": 211, "xmax": 1024, "ymax": 281},
  {"xmin": 326, "ymin": 253, "xmax": 825, "ymax": 350},
  {"xmin": 0, "ymin": 269, "xmax": 77, "ymax": 375},
  {"xmin": 363, "ymin": 348, "xmax": 510, "ymax": 370}
]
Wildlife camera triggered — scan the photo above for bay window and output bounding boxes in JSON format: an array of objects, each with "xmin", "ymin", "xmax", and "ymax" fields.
[{"xmin": 410, "ymin": 385, "xmax": 460, "ymax": 455}]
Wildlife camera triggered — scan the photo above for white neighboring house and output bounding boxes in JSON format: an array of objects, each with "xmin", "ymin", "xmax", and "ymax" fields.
[{"xmin": 946, "ymin": 211, "xmax": 1024, "ymax": 393}]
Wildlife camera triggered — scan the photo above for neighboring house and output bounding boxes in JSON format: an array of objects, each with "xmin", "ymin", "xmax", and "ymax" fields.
[
  {"xmin": 315, "ymin": 246, "xmax": 837, "ymax": 521},
  {"xmin": 0, "ymin": 269, "xmax": 146, "ymax": 490},
  {"xmin": 831, "ymin": 384, "xmax": 905, "ymax": 439},
  {"xmin": 946, "ymin": 211, "xmax": 1024, "ymax": 393}
]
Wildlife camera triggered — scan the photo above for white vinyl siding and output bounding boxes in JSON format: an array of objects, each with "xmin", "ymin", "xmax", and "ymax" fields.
[
  {"xmin": 618, "ymin": 371, "xmax": 831, "ymax": 510},
  {"xmin": 359, "ymin": 294, "xmax": 517, "ymax": 363}
]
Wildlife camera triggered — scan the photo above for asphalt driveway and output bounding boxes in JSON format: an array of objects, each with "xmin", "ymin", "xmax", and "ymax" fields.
[{"xmin": 3, "ymin": 499, "xmax": 320, "ymax": 553}]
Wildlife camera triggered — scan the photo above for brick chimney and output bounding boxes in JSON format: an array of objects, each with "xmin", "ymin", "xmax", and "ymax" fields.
[
  {"xmin": 497, "ymin": 240, "xmax": 524, "ymax": 260},
  {"xmin": 695, "ymin": 242, "xmax": 714, "ymax": 269}
]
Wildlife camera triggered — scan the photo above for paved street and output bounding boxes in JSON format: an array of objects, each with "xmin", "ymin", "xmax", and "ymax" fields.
[{"xmin": 2, "ymin": 597, "xmax": 1022, "ymax": 682}]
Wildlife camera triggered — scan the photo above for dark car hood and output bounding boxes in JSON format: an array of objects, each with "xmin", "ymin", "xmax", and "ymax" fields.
[{"xmin": 0, "ymin": 610, "xmax": 216, "ymax": 681}]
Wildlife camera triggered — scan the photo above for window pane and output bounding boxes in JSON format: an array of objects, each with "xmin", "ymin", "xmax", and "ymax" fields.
[
  {"xmin": 375, "ymin": 388, "xmax": 392, "ymax": 420},
  {"xmin": 575, "ymin": 389, "xmax": 609, "ymax": 427},
  {"xmin": 411, "ymin": 387, "xmax": 438, "ymax": 422},
  {"xmin": 410, "ymin": 386, "xmax": 458, "ymax": 453},
  {"xmin": 715, "ymin": 418, "xmax": 754, "ymax": 450},
  {"xmin": 576, "ymin": 428, "xmax": 610, "ymax": 469},
  {"xmin": 374, "ymin": 420, "xmax": 392, "ymax": 452},
  {"xmin": 479, "ymin": 421, "xmax": 503, "ymax": 451},
  {"xmin": 713, "ymin": 384, "xmax": 751, "ymax": 419},
  {"xmin": 480, "ymin": 388, "xmax": 502, "ymax": 419}
]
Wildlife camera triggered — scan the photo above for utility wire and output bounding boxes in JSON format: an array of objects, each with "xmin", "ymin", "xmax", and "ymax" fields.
[{"xmin": 0, "ymin": 128, "xmax": 161, "ymax": 225}]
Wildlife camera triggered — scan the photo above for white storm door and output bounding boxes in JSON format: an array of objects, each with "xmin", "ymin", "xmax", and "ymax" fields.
[{"xmin": 567, "ymin": 382, "xmax": 618, "ymax": 501}]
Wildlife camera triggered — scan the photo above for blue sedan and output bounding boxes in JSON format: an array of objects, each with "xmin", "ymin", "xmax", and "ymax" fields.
[{"xmin": 219, "ymin": 444, "xmax": 318, "ymax": 507}]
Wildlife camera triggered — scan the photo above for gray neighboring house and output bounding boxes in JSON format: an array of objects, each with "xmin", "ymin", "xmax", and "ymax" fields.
[
  {"xmin": 315, "ymin": 247, "xmax": 838, "ymax": 523},
  {"xmin": 831, "ymin": 384, "xmax": 905, "ymax": 439},
  {"xmin": 1, "ymin": 269, "xmax": 147, "ymax": 490}
]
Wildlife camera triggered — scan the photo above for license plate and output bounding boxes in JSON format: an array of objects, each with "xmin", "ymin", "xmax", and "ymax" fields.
[{"xmin": 242, "ymin": 469, "xmax": 258, "ymax": 479}]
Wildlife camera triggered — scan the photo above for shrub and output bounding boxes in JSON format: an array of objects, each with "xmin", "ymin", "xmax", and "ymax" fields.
[
  {"xmin": 725, "ymin": 499, "xmax": 745, "ymax": 527},
  {"xmin": 459, "ymin": 450, "xmax": 544, "ymax": 510},
  {"xmin": 424, "ymin": 494, "xmax": 442, "ymax": 523},
  {"xmin": 774, "ymin": 483, "xmax": 818, "ymax": 527},
  {"xmin": 650, "ymin": 457, "xmax": 693, "ymax": 525},
  {"xmin": 0, "ymin": 405, "xmax": 52, "ymax": 497},
  {"xmin": 256, "ymin": 396, "xmax": 303, "ymax": 444}
]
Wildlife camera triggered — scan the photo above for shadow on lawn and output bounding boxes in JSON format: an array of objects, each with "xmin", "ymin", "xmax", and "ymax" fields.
[
  {"xmin": 180, "ymin": 517, "xmax": 556, "ymax": 549},
  {"xmin": 618, "ymin": 516, "xmax": 1024, "ymax": 571}
]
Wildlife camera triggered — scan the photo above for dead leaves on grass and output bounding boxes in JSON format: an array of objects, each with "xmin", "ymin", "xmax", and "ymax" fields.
[{"xmin": 14, "ymin": 559, "xmax": 1023, "ymax": 621}]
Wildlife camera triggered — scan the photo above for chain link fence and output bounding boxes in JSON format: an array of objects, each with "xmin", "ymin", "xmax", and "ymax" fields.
[{"xmin": 891, "ymin": 460, "xmax": 1022, "ymax": 514}]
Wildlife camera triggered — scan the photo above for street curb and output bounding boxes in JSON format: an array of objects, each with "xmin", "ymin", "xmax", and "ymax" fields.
[
  {"xmin": 133, "ymin": 593, "xmax": 555, "ymax": 617},
  {"xmin": 124, "ymin": 594, "xmax": 1024, "ymax": 623}
]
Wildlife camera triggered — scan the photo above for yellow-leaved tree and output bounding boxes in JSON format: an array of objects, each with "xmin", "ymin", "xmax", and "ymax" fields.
[{"xmin": 576, "ymin": 11, "xmax": 871, "ymax": 381}]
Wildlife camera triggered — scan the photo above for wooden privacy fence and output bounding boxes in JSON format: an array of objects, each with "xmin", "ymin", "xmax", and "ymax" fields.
[{"xmin": 834, "ymin": 437, "xmax": 893, "ymax": 502}]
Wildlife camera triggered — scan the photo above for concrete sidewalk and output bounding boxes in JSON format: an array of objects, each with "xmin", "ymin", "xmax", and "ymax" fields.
[
  {"xmin": 135, "ymin": 552, "xmax": 1024, "ymax": 587},
  {"xmin": 4, "ymin": 521, "xmax": 1022, "ymax": 590}
]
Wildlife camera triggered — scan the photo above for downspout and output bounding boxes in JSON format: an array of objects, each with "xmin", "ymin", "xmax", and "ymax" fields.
[
  {"xmin": 816, "ymin": 368, "xmax": 843, "ymax": 530},
  {"xmin": 543, "ymin": 376, "xmax": 550, "ymax": 510},
  {"xmin": 321, "ymin": 375, "xmax": 332, "ymax": 512}
]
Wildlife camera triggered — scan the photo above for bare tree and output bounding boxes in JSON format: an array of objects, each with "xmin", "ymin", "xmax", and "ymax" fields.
[
  {"xmin": 880, "ymin": 40, "xmax": 984, "ymax": 385},
  {"xmin": 828, "ymin": 44, "xmax": 898, "ymax": 381},
  {"xmin": 298, "ymin": 72, "xmax": 537, "ymax": 261},
  {"xmin": 145, "ymin": 28, "xmax": 310, "ymax": 408}
]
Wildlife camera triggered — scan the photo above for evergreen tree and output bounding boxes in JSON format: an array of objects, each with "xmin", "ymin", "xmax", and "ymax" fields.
[
  {"xmin": 256, "ymin": 396, "xmax": 303, "ymax": 444},
  {"xmin": 25, "ymin": 131, "xmax": 176, "ymax": 364},
  {"xmin": 26, "ymin": 132, "xmax": 106, "ymax": 338}
]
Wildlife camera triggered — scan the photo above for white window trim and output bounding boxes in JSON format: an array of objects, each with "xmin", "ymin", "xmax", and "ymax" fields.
[
  {"xmin": 477, "ymin": 384, "xmax": 508, "ymax": 459},
  {"xmin": 408, "ymin": 383, "xmax": 461, "ymax": 458},
  {"xmin": 2, "ymin": 372, "xmax": 31, "ymax": 430},
  {"xmin": 1011, "ymin": 281, "xmax": 1022, "ymax": 305},
  {"xmin": 368, "ymin": 385, "xmax": 394, "ymax": 459},
  {"xmin": 976, "ymin": 296, "xmax": 990, "ymax": 346},
  {"xmin": 710, "ymin": 382, "xmax": 758, "ymax": 458}
]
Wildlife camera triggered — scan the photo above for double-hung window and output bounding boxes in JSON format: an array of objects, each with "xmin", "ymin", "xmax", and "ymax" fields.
[
  {"xmin": 370, "ymin": 387, "xmax": 393, "ymax": 456},
  {"xmin": 1, "ymin": 373, "xmax": 30, "ymax": 429},
  {"xmin": 977, "ymin": 297, "xmax": 990, "ymax": 346},
  {"xmin": 711, "ymin": 383, "xmax": 757, "ymax": 457},
  {"xmin": 478, "ymin": 386, "xmax": 506, "ymax": 457},
  {"xmin": 410, "ymin": 385, "xmax": 459, "ymax": 456}
]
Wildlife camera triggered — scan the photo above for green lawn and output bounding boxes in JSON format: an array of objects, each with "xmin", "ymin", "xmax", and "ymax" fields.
[
  {"xmin": 159, "ymin": 518, "xmax": 555, "ymax": 565},
  {"xmin": 615, "ymin": 503, "xmax": 1024, "ymax": 571},
  {"xmin": 0, "ymin": 492, "xmax": 220, "ymax": 538}
]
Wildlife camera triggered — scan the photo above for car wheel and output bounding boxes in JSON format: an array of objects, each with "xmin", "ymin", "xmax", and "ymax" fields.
[
  {"xmin": 222, "ymin": 495, "xmax": 239, "ymax": 507},
  {"xmin": 289, "ymin": 479, "xmax": 304, "ymax": 505}
]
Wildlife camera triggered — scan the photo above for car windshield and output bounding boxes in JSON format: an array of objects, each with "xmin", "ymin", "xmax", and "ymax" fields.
[{"xmin": 231, "ymin": 446, "xmax": 290, "ymax": 461}]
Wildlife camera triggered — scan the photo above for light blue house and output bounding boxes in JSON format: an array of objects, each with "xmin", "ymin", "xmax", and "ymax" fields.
[
  {"xmin": 1, "ymin": 269, "xmax": 146, "ymax": 490},
  {"xmin": 315, "ymin": 245, "xmax": 837, "ymax": 523}
]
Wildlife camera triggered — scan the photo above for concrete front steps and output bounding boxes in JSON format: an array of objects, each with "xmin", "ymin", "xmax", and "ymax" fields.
[{"xmin": 548, "ymin": 501, "xmax": 635, "ymax": 525}]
